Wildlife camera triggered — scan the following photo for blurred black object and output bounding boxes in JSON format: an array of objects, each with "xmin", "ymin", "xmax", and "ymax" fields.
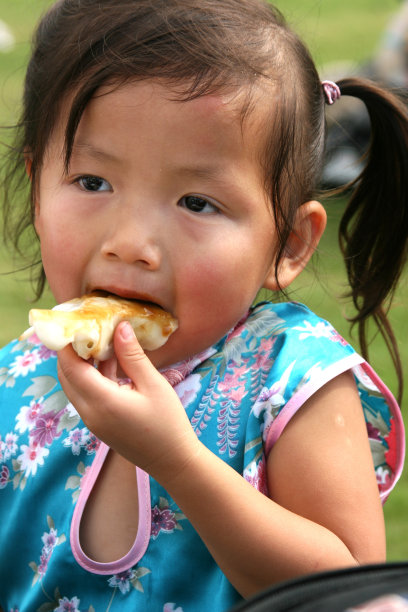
[{"xmin": 229, "ymin": 562, "xmax": 408, "ymax": 611}]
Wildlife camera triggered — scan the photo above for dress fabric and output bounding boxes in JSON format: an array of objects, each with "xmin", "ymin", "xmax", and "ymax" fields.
[{"xmin": 0, "ymin": 301, "xmax": 404, "ymax": 612}]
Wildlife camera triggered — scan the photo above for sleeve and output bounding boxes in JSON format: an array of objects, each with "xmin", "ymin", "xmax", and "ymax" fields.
[{"xmin": 242, "ymin": 302, "xmax": 405, "ymax": 502}]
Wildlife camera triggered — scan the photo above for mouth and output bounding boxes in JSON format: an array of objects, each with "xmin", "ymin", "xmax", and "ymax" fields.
[{"xmin": 89, "ymin": 287, "xmax": 166, "ymax": 312}]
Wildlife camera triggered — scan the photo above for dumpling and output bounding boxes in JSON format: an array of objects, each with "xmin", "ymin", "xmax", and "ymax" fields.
[{"xmin": 19, "ymin": 293, "xmax": 178, "ymax": 360}]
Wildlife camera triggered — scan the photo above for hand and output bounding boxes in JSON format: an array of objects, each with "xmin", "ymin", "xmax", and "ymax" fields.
[{"xmin": 57, "ymin": 321, "xmax": 201, "ymax": 484}]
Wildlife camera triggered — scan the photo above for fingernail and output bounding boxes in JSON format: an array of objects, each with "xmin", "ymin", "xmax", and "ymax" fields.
[{"xmin": 119, "ymin": 321, "xmax": 135, "ymax": 341}]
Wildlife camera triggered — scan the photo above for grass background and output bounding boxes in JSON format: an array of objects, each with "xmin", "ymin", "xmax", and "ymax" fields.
[{"xmin": 0, "ymin": 0, "xmax": 407, "ymax": 559}]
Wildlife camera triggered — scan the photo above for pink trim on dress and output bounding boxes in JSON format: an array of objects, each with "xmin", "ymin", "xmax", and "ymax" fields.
[
  {"xmin": 359, "ymin": 361, "xmax": 406, "ymax": 501},
  {"xmin": 264, "ymin": 353, "xmax": 365, "ymax": 454},
  {"xmin": 70, "ymin": 441, "xmax": 151, "ymax": 575},
  {"xmin": 264, "ymin": 353, "xmax": 405, "ymax": 503}
]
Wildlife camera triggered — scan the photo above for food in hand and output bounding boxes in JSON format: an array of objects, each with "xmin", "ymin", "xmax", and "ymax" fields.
[{"xmin": 20, "ymin": 293, "xmax": 178, "ymax": 360}]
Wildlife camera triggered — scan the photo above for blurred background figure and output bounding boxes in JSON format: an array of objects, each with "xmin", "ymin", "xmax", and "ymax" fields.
[{"xmin": 322, "ymin": 0, "xmax": 408, "ymax": 187}]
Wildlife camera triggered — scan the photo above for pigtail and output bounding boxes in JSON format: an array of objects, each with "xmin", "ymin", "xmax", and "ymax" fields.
[{"xmin": 336, "ymin": 77, "xmax": 408, "ymax": 402}]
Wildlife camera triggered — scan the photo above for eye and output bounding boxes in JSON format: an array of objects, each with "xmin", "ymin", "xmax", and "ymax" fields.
[
  {"xmin": 178, "ymin": 195, "xmax": 219, "ymax": 214},
  {"xmin": 76, "ymin": 175, "xmax": 112, "ymax": 192}
]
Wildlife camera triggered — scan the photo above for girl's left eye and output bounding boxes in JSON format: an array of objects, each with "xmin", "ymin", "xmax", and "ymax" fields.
[
  {"xmin": 76, "ymin": 175, "xmax": 112, "ymax": 192},
  {"xmin": 178, "ymin": 195, "xmax": 219, "ymax": 214}
]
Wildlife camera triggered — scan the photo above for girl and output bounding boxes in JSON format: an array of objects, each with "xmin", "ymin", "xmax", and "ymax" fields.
[{"xmin": 0, "ymin": 1, "xmax": 407, "ymax": 610}]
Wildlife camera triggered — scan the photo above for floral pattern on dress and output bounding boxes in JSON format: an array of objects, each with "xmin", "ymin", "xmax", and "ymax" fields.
[
  {"xmin": 29, "ymin": 516, "xmax": 66, "ymax": 585},
  {"xmin": 151, "ymin": 497, "xmax": 187, "ymax": 539},
  {"xmin": 108, "ymin": 567, "xmax": 151, "ymax": 595},
  {"xmin": 35, "ymin": 591, "xmax": 96, "ymax": 612},
  {"xmin": 0, "ymin": 341, "xmax": 93, "ymax": 492},
  {"xmin": 0, "ymin": 301, "xmax": 403, "ymax": 611}
]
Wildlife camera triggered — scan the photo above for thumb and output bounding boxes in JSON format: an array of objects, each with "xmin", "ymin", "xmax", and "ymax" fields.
[{"xmin": 113, "ymin": 320, "xmax": 161, "ymax": 387}]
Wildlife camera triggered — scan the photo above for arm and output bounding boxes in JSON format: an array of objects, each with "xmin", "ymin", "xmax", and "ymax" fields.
[{"xmin": 57, "ymin": 322, "xmax": 385, "ymax": 598}]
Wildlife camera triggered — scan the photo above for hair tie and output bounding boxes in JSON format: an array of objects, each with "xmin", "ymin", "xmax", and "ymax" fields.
[{"xmin": 322, "ymin": 80, "xmax": 341, "ymax": 105}]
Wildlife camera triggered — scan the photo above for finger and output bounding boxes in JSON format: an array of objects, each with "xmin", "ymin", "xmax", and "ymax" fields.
[
  {"xmin": 57, "ymin": 344, "xmax": 115, "ymax": 413},
  {"xmin": 113, "ymin": 321, "xmax": 164, "ymax": 390}
]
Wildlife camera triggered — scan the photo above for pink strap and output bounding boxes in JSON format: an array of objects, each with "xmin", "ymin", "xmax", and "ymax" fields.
[{"xmin": 70, "ymin": 442, "xmax": 151, "ymax": 575}]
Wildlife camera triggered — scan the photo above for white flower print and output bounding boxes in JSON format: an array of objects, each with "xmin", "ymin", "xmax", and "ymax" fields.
[
  {"xmin": 353, "ymin": 364, "xmax": 381, "ymax": 393},
  {"xmin": 15, "ymin": 398, "xmax": 44, "ymax": 433},
  {"xmin": 108, "ymin": 569, "xmax": 136, "ymax": 594},
  {"xmin": 8, "ymin": 349, "xmax": 42, "ymax": 377},
  {"xmin": 252, "ymin": 361, "xmax": 295, "ymax": 418},
  {"xmin": 29, "ymin": 516, "xmax": 66, "ymax": 585},
  {"xmin": 175, "ymin": 373, "xmax": 202, "ymax": 408},
  {"xmin": 293, "ymin": 320, "xmax": 334, "ymax": 340},
  {"xmin": 298, "ymin": 363, "xmax": 324, "ymax": 388},
  {"xmin": 41, "ymin": 527, "xmax": 58, "ymax": 551},
  {"xmin": 164, "ymin": 604, "xmax": 184, "ymax": 612},
  {"xmin": 55, "ymin": 596, "xmax": 81, "ymax": 611},
  {"xmin": 376, "ymin": 465, "xmax": 391, "ymax": 486},
  {"xmin": 63, "ymin": 428, "xmax": 90, "ymax": 455},
  {"xmin": 17, "ymin": 441, "xmax": 50, "ymax": 477},
  {"xmin": 1, "ymin": 432, "xmax": 18, "ymax": 460},
  {"xmin": 65, "ymin": 402, "xmax": 79, "ymax": 418}
]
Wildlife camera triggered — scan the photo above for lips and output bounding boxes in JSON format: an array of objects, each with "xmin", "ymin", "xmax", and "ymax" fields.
[{"xmin": 87, "ymin": 286, "xmax": 167, "ymax": 312}]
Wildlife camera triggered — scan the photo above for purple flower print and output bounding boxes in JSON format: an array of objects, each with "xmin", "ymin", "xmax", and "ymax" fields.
[
  {"xmin": 38, "ymin": 344, "xmax": 57, "ymax": 360},
  {"xmin": 42, "ymin": 527, "xmax": 58, "ymax": 551},
  {"xmin": 63, "ymin": 427, "xmax": 89, "ymax": 455},
  {"xmin": 85, "ymin": 432, "xmax": 100, "ymax": 455},
  {"xmin": 108, "ymin": 569, "xmax": 136, "ymax": 594},
  {"xmin": 31, "ymin": 410, "xmax": 62, "ymax": 446},
  {"xmin": 29, "ymin": 517, "xmax": 66, "ymax": 584},
  {"xmin": 151, "ymin": 506, "xmax": 178, "ymax": 539},
  {"xmin": 55, "ymin": 596, "xmax": 81, "ymax": 612},
  {"xmin": 36, "ymin": 527, "xmax": 59, "ymax": 577},
  {"xmin": 367, "ymin": 422, "xmax": 382, "ymax": 442},
  {"xmin": 0, "ymin": 464, "xmax": 9, "ymax": 489},
  {"xmin": 38, "ymin": 548, "xmax": 52, "ymax": 577}
]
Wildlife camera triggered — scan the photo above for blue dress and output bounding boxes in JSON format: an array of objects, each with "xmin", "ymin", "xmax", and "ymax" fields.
[{"xmin": 0, "ymin": 302, "xmax": 404, "ymax": 612}]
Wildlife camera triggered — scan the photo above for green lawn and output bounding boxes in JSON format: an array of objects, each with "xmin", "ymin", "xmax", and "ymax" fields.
[{"xmin": 0, "ymin": 0, "xmax": 407, "ymax": 560}]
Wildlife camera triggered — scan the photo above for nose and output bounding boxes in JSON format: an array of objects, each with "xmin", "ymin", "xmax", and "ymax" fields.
[{"xmin": 101, "ymin": 209, "xmax": 162, "ymax": 270}]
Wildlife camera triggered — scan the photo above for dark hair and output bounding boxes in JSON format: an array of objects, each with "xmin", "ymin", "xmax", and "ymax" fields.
[{"xmin": 2, "ymin": 0, "xmax": 408, "ymax": 399}]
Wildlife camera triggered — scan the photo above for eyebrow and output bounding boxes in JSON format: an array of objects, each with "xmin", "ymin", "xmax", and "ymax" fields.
[
  {"xmin": 175, "ymin": 164, "xmax": 224, "ymax": 182},
  {"xmin": 71, "ymin": 142, "xmax": 121, "ymax": 164}
]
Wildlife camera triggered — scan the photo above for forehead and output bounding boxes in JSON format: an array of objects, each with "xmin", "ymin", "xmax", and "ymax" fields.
[{"xmin": 50, "ymin": 78, "xmax": 274, "ymax": 166}]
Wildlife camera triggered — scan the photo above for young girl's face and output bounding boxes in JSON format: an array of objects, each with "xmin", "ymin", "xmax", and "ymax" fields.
[{"xmin": 34, "ymin": 80, "xmax": 284, "ymax": 367}]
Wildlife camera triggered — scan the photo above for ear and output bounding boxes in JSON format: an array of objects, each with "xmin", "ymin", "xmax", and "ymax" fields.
[
  {"xmin": 262, "ymin": 200, "xmax": 327, "ymax": 291},
  {"xmin": 24, "ymin": 154, "xmax": 32, "ymax": 180}
]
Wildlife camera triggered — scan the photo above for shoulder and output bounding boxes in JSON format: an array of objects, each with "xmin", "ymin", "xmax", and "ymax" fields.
[
  {"xmin": 244, "ymin": 301, "xmax": 357, "ymax": 372},
  {"xmin": 247, "ymin": 302, "xmax": 403, "ymax": 502},
  {"xmin": 250, "ymin": 301, "xmax": 353, "ymax": 345}
]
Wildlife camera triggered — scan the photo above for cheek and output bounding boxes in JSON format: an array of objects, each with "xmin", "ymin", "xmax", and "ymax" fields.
[
  {"xmin": 37, "ymin": 215, "xmax": 90, "ymax": 300},
  {"xmin": 177, "ymin": 251, "xmax": 253, "ymax": 316}
]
